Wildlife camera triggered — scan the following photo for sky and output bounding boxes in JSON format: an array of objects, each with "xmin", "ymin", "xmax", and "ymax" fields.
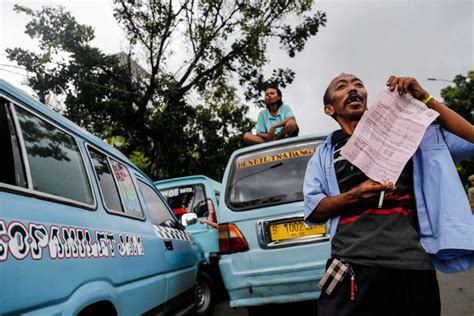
[{"xmin": 0, "ymin": 0, "xmax": 473, "ymax": 136}]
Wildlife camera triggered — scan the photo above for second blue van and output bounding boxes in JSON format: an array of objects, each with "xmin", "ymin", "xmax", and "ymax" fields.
[
  {"xmin": 155, "ymin": 175, "xmax": 221, "ymax": 315},
  {"xmin": 217, "ymin": 135, "xmax": 331, "ymax": 314}
]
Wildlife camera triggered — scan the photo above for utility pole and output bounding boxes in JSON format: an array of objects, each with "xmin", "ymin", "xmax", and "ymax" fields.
[{"xmin": 427, "ymin": 78, "xmax": 454, "ymax": 83}]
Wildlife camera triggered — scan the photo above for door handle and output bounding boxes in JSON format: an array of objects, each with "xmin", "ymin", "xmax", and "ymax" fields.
[{"xmin": 164, "ymin": 239, "xmax": 173, "ymax": 251}]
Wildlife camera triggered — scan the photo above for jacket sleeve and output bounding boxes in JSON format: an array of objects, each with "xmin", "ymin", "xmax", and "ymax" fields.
[
  {"xmin": 303, "ymin": 146, "xmax": 329, "ymax": 226},
  {"xmin": 442, "ymin": 129, "xmax": 474, "ymax": 163}
]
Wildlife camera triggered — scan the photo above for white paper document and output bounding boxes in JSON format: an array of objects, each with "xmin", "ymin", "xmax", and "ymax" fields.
[{"xmin": 340, "ymin": 88, "xmax": 439, "ymax": 184}]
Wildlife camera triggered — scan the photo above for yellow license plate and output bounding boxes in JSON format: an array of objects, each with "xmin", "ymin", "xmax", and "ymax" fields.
[{"xmin": 269, "ymin": 221, "xmax": 326, "ymax": 241}]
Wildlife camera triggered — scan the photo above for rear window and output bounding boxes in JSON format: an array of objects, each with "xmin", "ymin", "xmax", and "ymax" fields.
[
  {"xmin": 160, "ymin": 184, "xmax": 208, "ymax": 219},
  {"xmin": 226, "ymin": 139, "xmax": 321, "ymax": 211}
]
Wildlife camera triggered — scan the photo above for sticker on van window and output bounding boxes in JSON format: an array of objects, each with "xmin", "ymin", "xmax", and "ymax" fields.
[
  {"xmin": 0, "ymin": 219, "xmax": 145, "ymax": 262},
  {"xmin": 162, "ymin": 187, "xmax": 193, "ymax": 198},
  {"xmin": 236, "ymin": 148, "xmax": 315, "ymax": 169}
]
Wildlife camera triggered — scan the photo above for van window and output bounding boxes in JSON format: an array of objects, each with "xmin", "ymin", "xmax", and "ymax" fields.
[
  {"xmin": 15, "ymin": 105, "xmax": 93, "ymax": 205},
  {"xmin": 89, "ymin": 148, "xmax": 123, "ymax": 212},
  {"xmin": 138, "ymin": 180, "xmax": 176, "ymax": 227},
  {"xmin": 0, "ymin": 100, "xmax": 27, "ymax": 188},
  {"xmin": 109, "ymin": 160, "xmax": 143, "ymax": 217},
  {"xmin": 160, "ymin": 184, "xmax": 208, "ymax": 219},
  {"xmin": 226, "ymin": 140, "xmax": 320, "ymax": 211}
]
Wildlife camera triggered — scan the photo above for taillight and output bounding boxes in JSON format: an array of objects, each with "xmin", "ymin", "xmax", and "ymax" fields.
[
  {"xmin": 206, "ymin": 199, "xmax": 218, "ymax": 223},
  {"xmin": 218, "ymin": 223, "xmax": 249, "ymax": 254}
]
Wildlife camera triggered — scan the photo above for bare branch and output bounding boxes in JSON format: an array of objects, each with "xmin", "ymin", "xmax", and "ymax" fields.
[{"xmin": 117, "ymin": 0, "xmax": 150, "ymax": 50}]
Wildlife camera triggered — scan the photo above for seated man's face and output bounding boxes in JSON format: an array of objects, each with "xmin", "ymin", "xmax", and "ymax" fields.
[
  {"xmin": 324, "ymin": 74, "xmax": 368, "ymax": 122},
  {"xmin": 265, "ymin": 88, "xmax": 281, "ymax": 106}
]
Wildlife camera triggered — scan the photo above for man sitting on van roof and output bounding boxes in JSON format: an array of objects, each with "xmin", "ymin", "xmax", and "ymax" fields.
[{"xmin": 244, "ymin": 86, "xmax": 299, "ymax": 144}]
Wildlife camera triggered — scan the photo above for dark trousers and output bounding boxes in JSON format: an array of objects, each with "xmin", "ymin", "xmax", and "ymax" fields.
[{"xmin": 318, "ymin": 260, "xmax": 440, "ymax": 316}]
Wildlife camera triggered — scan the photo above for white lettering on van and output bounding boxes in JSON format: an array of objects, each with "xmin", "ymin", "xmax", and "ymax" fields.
[
  {"xmin": 136, "ymin": 236, "xmax": 144, "ymax": 256},
  {"xmin": 118, "ymin": 233, "xmax": 144, "ymax": 257},
  {"xmin": 96, "ymin": 231, "xmax": 110, "ymax": 257},
  {"xmin": 0, "ymin": 220, "xmax": 8, "ymax": 262},
  {"xmin": 106, "ymin": 232, "xmax": 116, "ymax": 257},
  {"xmin": 0, "ymin": 219, "xmax": 146, "ymax": 262},
  {"xmin": 29, "ymin": 223, "xmax": 49, "ymax": 260},
  {"xmin": 76, "ymin": 228, "xmax": 87, "ymax": 258},
  {"xmin": 85, "ymin": 229, "xmax": 99, "ymax": 258},
  {"xmin": 49, "ymin": 226, "xmax": 64, "ymax": 259},
  {"xmin": 8, "ymin": 221, "xmax": 30, "ymax": 260},
  {"xmin": 63, "ymin": 226, "xmax": 79, "ymax": 258}
]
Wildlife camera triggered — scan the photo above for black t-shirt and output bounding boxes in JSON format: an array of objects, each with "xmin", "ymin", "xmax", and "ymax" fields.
[{"xmin": 331, "ymin": 130, "xmax": 433, "ymax": 270}]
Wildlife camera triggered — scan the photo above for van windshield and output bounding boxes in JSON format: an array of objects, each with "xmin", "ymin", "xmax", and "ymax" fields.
[
  {"xmin": 226, "ymin": 139, "xmax": 321, "ymax": 211},
  {"xmin": 160, "ymin": 184, "xmax": 208, "ymax": 219}
]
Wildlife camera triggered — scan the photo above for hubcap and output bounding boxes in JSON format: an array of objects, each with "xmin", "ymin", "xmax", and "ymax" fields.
[{"xmin": 196, "ymin": 279, "xmax": 211, "ymax": 312}]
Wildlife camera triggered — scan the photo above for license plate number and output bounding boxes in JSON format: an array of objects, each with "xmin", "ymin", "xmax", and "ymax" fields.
[{"xmin": 269, "ymin": 221, "xmax": 326, "ymax": 241}]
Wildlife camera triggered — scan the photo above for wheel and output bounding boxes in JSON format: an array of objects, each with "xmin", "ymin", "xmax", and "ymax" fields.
[{"xmin": 194, "ymin": 271, "xmax": 215, "ymax": 315}]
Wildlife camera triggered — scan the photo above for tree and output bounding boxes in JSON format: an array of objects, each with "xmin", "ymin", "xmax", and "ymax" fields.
[
  {"xmin": 440, "ymin": 71, "xmax": 474, "ymax": 185},
  {"xmin": 7, "ymin": 1, "xmax": 327, "ymax": 180}
]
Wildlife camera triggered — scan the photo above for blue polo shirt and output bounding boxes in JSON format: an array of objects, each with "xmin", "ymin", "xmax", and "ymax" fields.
[{"xmin": 256, "ymin": 104, "xmax": 294, "ymax": 134}]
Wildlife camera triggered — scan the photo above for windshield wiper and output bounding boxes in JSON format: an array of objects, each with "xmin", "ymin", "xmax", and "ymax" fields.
[
  {"xmin": 229, "ymin": 196, "xmax": 285, "ymax": 210},
  {"xmin": 229, "ymin": 162, "xmax": 283, "ymax": 193},
  {"xmin": 229, "ymin": 198, "xmax": 263, "ymax": 208},
  {"xmin": 260, "ymin": 196, "xmax": 284, "ymax": 204}
]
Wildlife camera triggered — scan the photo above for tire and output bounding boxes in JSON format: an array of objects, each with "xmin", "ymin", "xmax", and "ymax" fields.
[{"xmin": 195, "ymin": 271, "xmax": 215, "ymax": 315}]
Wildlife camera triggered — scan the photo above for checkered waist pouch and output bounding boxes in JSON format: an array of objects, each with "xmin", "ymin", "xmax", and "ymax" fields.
[{"xmin": 318, "ymin": 258, "xmax": 352, "ymax": 296}]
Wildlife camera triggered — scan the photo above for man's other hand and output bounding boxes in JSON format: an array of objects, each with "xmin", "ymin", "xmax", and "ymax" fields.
[{"xmin": 353, "ymin": 179, "xmax": 396, "ymax": 200}]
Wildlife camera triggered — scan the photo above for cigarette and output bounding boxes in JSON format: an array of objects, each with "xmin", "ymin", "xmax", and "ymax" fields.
[{"xmin": 378, "ymin": 191, "xmax": 385, "ymax": 208}]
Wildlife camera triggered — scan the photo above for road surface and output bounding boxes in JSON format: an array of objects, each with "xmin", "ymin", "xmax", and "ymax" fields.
[{"xmin": 213, "ymin": 268, "xmax": 474, "ymax": 316}]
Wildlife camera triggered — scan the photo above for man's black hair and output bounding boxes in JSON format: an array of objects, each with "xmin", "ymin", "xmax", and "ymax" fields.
[
  {"xmin": 264, "ymin": 85, "xmax": 283, "ymax": 107},
  {"xmin": 323, "ymin": 86, "xmax": 331, "ymax": 105},
  {"xmin": 323, "ymin": 73, "xmax": 347, "ymax": 105}
]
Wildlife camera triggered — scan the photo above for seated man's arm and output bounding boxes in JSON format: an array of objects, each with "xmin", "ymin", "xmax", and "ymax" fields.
[
  {"xmin": 244, "ymin": 111, "xmax": 270, "ymax": 143},
  {"xmin": 256, "ymin": 111, "xmax": 271, "ymax": 140},
  {"xmin": 269, "ymin": 116, "xmax": 295, "ymax": 139},
  {"xmin": 270, "ymin": 116, "xmax": 295, "ymax": 129}
]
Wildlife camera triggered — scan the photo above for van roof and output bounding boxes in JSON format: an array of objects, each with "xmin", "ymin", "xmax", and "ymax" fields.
[
  {"xmin": 154, "ymin": 175, "xmax": 221, "ymax": 190},
  {"xmin": 0, "ymin": 79, "xmax": 150, "ymax": 180}
]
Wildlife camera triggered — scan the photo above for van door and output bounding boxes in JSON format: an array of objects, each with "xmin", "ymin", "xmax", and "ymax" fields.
[
  {"xmin": 160, "ymin": 184, "xmax": 219, "ymax": 258},
  {"xmin": 137, "ymin": 180, "xmax": 197, "ymax": 298}
]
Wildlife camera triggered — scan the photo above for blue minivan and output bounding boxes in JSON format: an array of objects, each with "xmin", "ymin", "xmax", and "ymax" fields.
[
  {"xmin": 217, "ymin": 134, "xmax": 331, "ymax": 313},
  {"xmin": 0, "ymin": 79, "xmax": 201, "ymax": 315},
  {"xmin": 155, "ymin": 176, "xmax": 221, "ymax": 315}
]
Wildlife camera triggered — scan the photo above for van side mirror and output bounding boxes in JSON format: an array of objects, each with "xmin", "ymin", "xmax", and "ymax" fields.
[{"xmin": 181, "ymin": 213, "xmax": 198, "ymax": 227}]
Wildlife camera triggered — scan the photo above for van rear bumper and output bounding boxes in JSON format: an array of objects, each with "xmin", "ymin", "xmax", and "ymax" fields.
[{"xmin": 219, "ymin": 257, "xmax": 326, "ymax": 308}]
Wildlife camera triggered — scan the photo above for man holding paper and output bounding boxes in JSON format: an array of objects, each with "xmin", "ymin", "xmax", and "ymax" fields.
[{"xmin": 304, "ymin": 74, "xmax": 474, "ymax": 316}]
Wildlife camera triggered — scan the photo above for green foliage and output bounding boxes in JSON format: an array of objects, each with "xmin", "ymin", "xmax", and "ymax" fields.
[
  {"xmin": 7, "ymin": 1, "xmax": 326, "ymax": 180},
  {"xmin": 129, "ymin": 150, "xmax": 152, "ymax": 171},
  {"xmin": 441, "ymin": 71, "xmax": 474, "ymax": 123},
  {"xmin": 441, "ymin": 71, "xmax": 474, "ymax": 185}
]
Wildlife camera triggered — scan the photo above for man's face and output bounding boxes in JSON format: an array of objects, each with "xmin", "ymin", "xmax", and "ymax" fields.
[
  {"xmin": 324, "ymin": 74, "xmax": 368, "ymax": 122},
  {"xmin": 264, "ymin": 88, "xmax": 281, "ymax": 106}
]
